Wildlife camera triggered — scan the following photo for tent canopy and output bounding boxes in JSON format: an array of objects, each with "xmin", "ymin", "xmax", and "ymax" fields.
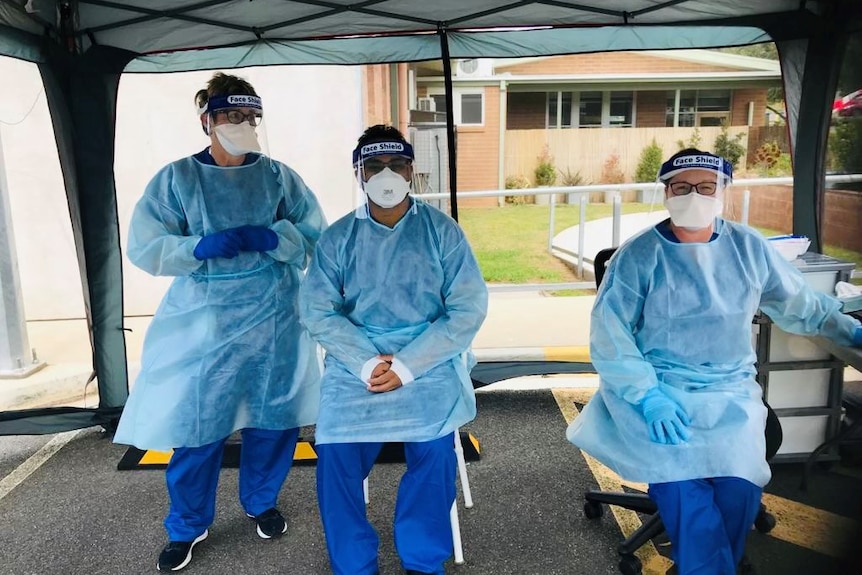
[{"xmin": 0, "ymin": 0, "xmax": 860, "ymax": 434}]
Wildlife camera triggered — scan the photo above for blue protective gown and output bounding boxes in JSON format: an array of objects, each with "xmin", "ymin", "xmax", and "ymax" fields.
[
  {"xmin": 567, "ymin": 218, "xmax": 860, "ymax": 487},
  {"xmin": 114, "ymin": 154, "xmax": 327, "ymax": 451},
  {"xmin": 298, "ymin": 200, "xmax": 488, "ymax": 444}
]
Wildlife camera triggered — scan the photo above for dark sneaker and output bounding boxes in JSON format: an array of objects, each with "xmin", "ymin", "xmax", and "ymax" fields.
[
  {"xmin": 246, "ymin": 508, "xmax": 287, "ymax": 539},
  {"xmin": 157, "ymin": 530, "xmax": 208, "ymax": 571}
]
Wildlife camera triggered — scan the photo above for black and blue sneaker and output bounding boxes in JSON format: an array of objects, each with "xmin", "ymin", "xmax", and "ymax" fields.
[
  {"xmin": 246, "ymin": 508, "xmax": 287, "ymax": 539},
  {"xmin": 157, "ymin": 529, "xmax": 208, "ymax": 571}
]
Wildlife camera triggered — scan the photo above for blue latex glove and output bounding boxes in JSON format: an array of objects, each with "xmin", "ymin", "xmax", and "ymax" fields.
[
  {"xmin": 193, "ymin": 229, "xmax": 242, "ymax": 260},
  {"xmin": 640, "ymin": 387, "xmax": 691, "ymax": 445},
  {"xmin": 853, "ymin": 326, "xmax": 862, "ymax": 347},
  {"xmin": 236, "ymin": 225, "xmax": 278, "ymax": 252}
]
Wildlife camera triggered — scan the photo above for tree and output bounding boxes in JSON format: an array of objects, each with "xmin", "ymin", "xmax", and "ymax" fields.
[{"xmin": 635, "ymin": 139, "xmax": 664, "ymax": 183}]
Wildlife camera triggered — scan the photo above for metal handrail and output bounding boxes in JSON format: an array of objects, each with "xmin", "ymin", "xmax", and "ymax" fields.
[{"xmin": 418, "ymin": 174, "xmax": 862, "ymax": 289}]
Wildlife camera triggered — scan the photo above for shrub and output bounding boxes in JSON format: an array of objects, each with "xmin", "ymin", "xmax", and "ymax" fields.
[
  {"xmin": 829, "ymin": 119, "xmax": 862, "ymax": 173},
  {"xmin": 634, "ymin": 139, "xmax": 664, "ymax": 183},
  {"xmin": 558, "ymin": 166, "xmax": 585, "ymax": 187},
  {"xmin": 504, "ymin": 174, "xmax": 530, "ymax": 205},
  {"xmin": 676, "ymin": 127, "xmax": 702, "ymax": 150},
  {"xmin": 714, "ymin": 124, "xmax": 747, "ymax": 169},
  {"xmin": 600, "ymin": 154, "xmax": 626, "ymax": 184},
  {"xmin": 753, "ymin": 141, "xmax": 782, "ymax": 168},
  {"xmin": 534, "ymin": 146, "xmax": 557, "ymax": 186}
]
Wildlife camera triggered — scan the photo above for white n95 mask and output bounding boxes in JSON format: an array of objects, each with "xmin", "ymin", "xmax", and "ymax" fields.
[
  {"xmin": 364, "ymin": 167, "xmax": 411, "ymax": 208},
  {"xmin": 214, "ymin": 122, "xmax": 260, "ymax": 156},
  {"xmin": 664, "ymin": 192, "xmax": 722, "ymax": 230}
]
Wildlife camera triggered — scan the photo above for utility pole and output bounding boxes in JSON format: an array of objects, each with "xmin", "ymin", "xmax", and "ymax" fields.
[{"xmin": 0, "ymin": 128, "xmax": 45, "ymax": 378}]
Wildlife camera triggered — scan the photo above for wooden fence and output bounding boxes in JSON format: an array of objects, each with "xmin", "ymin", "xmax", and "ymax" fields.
[{"xmin": 505, "ymin": 126, "xmax": 749, "ymax": 185}]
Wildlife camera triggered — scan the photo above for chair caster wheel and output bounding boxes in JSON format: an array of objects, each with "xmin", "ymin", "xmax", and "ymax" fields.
[
  {"xmin": 583, "ymin": 499, "xmax": 603, "ymax": 519},
  {"xmin": 619, "ymin": 554, "xmax": 642, "ymax": 575},
  {"xmin": 754, "ymin": 511, "xmax": 776, "ymax": 533}
]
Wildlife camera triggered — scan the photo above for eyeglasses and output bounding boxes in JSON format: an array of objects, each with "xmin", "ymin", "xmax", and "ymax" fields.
[
  {"xmin": 213, "ymin": 109, "xmax": 263, "ymax": 127},
  {"xmin": 362, "ymin": 158, "xmax": 412, "ymax": 176},
  {"xmin": 667, "ymin": 181, "xmax": 719, "ymax": 196}
]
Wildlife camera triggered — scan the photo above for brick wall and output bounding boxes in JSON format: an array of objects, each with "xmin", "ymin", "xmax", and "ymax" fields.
[
  {"xmin": 364, "ymin": 65, "xmax": 392, "ymax": 127},
  {"xmin": 507, "ymin": 92, "xmax": 546, "ymax": 129},
  {"xmin": 636, "ymin": 91, "xmax": 667, "ymax": 127},
  {"xmin": 497, "ymin": 52, "xmax": 742, "ymax": 75},
  {"xmin": 727, "ymin": 186, "xmax": 862, "ymax": 251},
  {"xmin": 731, "ymin": 89, "xmax": 768, "ymax": 126},
  {"xmin": 456, "ymin": 85, "xmax": 501, "ymax": 207}
]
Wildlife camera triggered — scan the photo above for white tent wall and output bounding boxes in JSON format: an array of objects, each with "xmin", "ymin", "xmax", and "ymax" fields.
[{"xmin": 0, "ymin": 56, "xmax": 83, "ymax": 322}]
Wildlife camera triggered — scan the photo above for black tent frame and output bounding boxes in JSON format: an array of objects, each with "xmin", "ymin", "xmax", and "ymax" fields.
[{"xmin": 0, "ymin": 0, "xmax": 861, "ymax": 434}]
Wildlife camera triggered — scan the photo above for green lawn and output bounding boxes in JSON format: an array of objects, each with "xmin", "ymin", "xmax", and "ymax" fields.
[{"xmin": 459, "ymin": 204, "xmax": 862, "ymax": 286}]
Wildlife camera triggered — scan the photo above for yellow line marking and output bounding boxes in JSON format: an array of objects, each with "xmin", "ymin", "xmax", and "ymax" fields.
[
  {"xmin": 543, "ymin": 346, "xmax": 591, "ymax": 362},
  {"xmin": 468, "ymin": 433, "xmax": 481, "ymax": 454},
  {"xmin": 139, "ymin": 449, "xmax": 172, "ymax": 465},
  {"xmin": 760, "ymin": 493, "xmax": 857, "ymax": 559},
  {"xmin": 294, "ymin": 442, "xmax": 318, "ymax": 460},
  {"xmin": 552, "ymin": 388, "xmax": 673, "ymax": 575}
]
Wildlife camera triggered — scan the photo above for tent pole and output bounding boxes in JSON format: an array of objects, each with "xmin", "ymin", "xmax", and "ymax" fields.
[
  {"xmin": 438, "ymin": 25, "xmax": 458, "ymax": 221},
  {"xmin": 39, "ymin": 46, "xmax": 136, "ymax": 418}
]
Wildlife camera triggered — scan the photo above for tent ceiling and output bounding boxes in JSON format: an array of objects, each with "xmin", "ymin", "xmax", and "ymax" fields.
[{"xmin": 0, "ymin": 0, "xmax": 828, "ymax": 61}]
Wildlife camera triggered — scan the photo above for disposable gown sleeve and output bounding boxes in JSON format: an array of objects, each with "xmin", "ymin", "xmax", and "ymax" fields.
[
  {"xmin": 126, "ymin": 166, "xmax": 203, "ymax": 277},
  {"xmin": 589, "ymin": 254, "xmax": 659, "ymax": 405},
  {"xmin": 759, "ymin": 243, "xmax": 860, "ymax": 346},
  {"xmin": 299, "ymin": 243, "xmax": 381, "ymax": 380},
  {"xmin": 392, "ymin": 233, "xmax": 488, "ymax": 380},
  {"xmin": 268, "ymin": 166, "xmax": 327, "ymax": 268}
]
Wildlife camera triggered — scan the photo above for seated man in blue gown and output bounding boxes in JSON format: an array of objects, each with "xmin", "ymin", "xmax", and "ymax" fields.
[{"xmin": 299, "ymin": 125, "xmax": 488, "ymax": 575}]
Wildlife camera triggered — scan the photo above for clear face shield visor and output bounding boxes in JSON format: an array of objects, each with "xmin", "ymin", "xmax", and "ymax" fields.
[
  {"xmin": 656, "ymin": 152, "xmax": 734, "ymax": 228},
  {"xmin": 198, "ymin": 94, "xmax": 270, "ymax": 160}
]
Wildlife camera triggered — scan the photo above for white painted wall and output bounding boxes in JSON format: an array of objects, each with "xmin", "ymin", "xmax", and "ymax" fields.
[{"xmin": 0, "ymin": 58, "xmax": 364, "ymax": 321}]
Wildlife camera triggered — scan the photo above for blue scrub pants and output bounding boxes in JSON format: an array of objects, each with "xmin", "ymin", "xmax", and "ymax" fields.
[
  {"xmin": 316, "ymin": 433, "xmax": 456, "ymax": 575},
  {"xmin": 649, "ymin": 477, "xmax": 763, "ymax": 575},
  {"xmin": 164, "ymin": 427, "xmax": 299, "ymax": 541}
]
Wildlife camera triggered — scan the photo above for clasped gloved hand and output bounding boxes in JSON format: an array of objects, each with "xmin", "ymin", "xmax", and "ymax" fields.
[
  {"xmin": 193, "ymin": 229, "xmax": 243, "ymax": 260},
  {"xmin": 640, "ymin": 387, "xmax": 691, "ymax": 445},
  {"xmin": 236, "ymin": 225, "xmax": 278, "ymax": 252}
]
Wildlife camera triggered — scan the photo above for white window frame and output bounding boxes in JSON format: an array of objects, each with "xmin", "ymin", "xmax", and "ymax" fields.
[{"xmin": 427, "ymin": 87, "xmax": 485, "ymax": 126}]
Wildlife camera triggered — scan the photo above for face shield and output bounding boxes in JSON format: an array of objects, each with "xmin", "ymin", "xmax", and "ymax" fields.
[
  {"xmin": 657, "ymin": 151, "xmax": 733, "ymax": 230},
  {"xmin": 198, "ymin": 94, "xmax": 270, "ymax": 161},
  {"xmin": 352, "ymin": 140, "xmax": 415, "ymax": 208}
]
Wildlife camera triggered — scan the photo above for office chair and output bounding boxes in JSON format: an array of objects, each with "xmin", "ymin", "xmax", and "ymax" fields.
[{"xmin": 583, "ymin": 247, "xmax": 781, "ymax": 575}]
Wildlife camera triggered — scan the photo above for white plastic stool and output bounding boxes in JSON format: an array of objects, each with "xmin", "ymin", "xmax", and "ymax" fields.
[{"xmin": 362, "ymin": 428, "xmax": 471, "ymax": 564}]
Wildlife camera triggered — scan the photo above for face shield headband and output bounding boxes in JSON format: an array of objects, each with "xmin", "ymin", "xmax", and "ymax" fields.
[
  {"xmin": 658, "ymin": 152, "xmax": 733, "ymax": 184},
  {"xmin": 196, "ymin": 94, "xmax": 263, "ymax": 116},
  {"xmin": 352, "ymin": 140, "xmax": 415, "ymax": 167}
]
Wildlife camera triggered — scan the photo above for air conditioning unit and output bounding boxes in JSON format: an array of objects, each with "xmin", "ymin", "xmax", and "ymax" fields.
[
  {"xmin": 417, "ymin": 97, "xmax": 436, "ymax": 112},
  {"xmin": 454, "ymin": 58, "xmax": 491, "ymax": 78}
]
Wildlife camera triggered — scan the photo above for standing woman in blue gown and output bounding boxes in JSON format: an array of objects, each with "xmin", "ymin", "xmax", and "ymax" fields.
[{"xmin": 114, "ymin": 72, "xmax": 327, "ymax": 572}]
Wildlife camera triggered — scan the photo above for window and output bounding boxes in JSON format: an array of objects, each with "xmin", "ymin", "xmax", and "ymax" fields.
[
  {"xmin": 427, "ymin": 90, "xmax": 484, "ymax": 125},
  {"xmin": 461, "ymin": 93, "xmax": 483, "ymax": 125},
  {"xmin": 546, "ymin": 92, "xmax": 573, "ymax": 128},
  {"xmin": 666, "ymin": 89, "xmax": 731, "ymax": 127},
  {"xmin": 609, "ymin": 91, "xmax": 634, "ymax": 127},
  {"xmin": 579, "ymin": 92, "xmax": 602, "ymax": 127},
  {"xmin": 545, "ymin": 90, "xmax": 634, "ymax": 128}
]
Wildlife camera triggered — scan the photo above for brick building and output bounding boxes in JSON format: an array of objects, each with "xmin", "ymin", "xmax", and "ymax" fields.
[{"xmin": 364, "ymin": 50, "xmax": 782, "ymax": 204}]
